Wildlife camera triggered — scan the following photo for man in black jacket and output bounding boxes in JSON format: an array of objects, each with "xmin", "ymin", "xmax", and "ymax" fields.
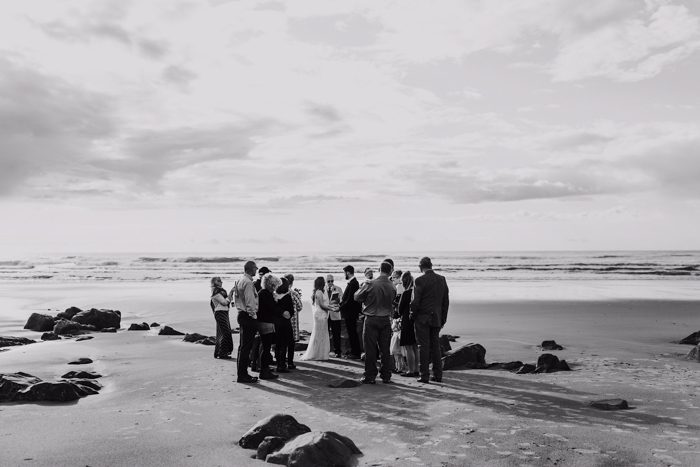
[
  {"xmin": 410, "ymin": 257, "xmax": 449, "ymax": 383},
  {"xmin": 339, "ymin": 265, "xmax": 362, "ymax": 359}
]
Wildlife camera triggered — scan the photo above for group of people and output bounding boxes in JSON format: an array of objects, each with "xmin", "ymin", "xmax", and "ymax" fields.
[{"xmin": 209, "ymin": 257, "xmax": 449, "ymax": 385}]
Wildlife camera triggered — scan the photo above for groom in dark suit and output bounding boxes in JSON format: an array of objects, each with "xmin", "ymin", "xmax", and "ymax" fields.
[
  {"xmin": 410, "ymin": 257, "xmax": 449, "ymax": 383},
  {"xmin": 339, "ymin": 265, "xmax": 362, "ymax": 359}
]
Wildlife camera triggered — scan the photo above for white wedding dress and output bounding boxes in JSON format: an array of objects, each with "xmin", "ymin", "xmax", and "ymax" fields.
[{"xmin": 300, "ymin": 290, "xmax": 330, "ymax": 361}]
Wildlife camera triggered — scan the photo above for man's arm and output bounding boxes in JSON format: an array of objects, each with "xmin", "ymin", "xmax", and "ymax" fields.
[
  {"xmin": 243, "ymin": 281, "xmax": 257, "ymax": 317},
  {"xmin": 409, "ymin": 279, "xmax": 423, "ymax": 318},
  {"xmin": 441, "ymin": 278, "xmax": 449, "ymax": 328},
  {"xmin": 353, "ymin": 281, "xmax": 370, "ymax": 304}
]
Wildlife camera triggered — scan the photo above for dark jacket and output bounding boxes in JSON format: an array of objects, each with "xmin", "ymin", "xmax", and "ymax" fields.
[
  {"xmin": 339, "ymin": 277, "xmax": 361, "ymax": 319},
  {"xmin": 258, "ymin": 289, "xmax": 282, "ymax": 324},
  {"xmin": 277, "ymin": 293, "xmax": 295, "ymax": 318},
  {"xmin": 410, "ymin": 270, "xmax": 449, "ymax": 328}
]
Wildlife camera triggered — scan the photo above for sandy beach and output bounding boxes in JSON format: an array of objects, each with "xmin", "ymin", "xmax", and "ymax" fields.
[{"xmin": 1, "ymin": 281, "xmax": 699, "ymax": 466}]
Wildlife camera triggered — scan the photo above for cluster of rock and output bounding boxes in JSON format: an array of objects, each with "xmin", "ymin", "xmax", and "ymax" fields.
[
  {"xmin": 442, "ymin": 340, "xmax": 571, "ymax": 374},
  {"xmin": 0, "ymin": 336, "xmax": 36, "ymax": 348},
  {"xmin": 24, "ymin": 307, "xmax": 121, "ymax": 336},
  {"xmin": 0, "ymin": 370, "xmax": 102, "ymax": 403},
  {"xmin": 679, "ymin": 330, "xmax": 700, "ymax": 362},
  {"xmin": 239, "ymin": 414, "xmax": 362, "ymax": 467}
]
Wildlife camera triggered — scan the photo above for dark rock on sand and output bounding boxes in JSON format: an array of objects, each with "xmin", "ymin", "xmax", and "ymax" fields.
[
  {"xmin": 76, "ymin": 336, "xmax": 94, "ymax": 342},
  {"xmin": 41, "ymin": 332, "xmax": 61, "ymax": 341},
  {"xmin": 61, "ymin": 371, "xmax": 101, "ymax": 379},
  {"xmin": 100, "ymin": 327, "xmax": 118, "ymax": 333},
  {"xmin": 265, "ymin": 431, "xmax": 362, "ymax": 467},
  {"xmin": 24, "ymin": 313, "xmax": 56, "ymax": 332},
  {"xmin": 487, "ymin": 361, "xmax": 524, "ymax": 371},
  {"xmin": 0, "ymin": 372, "xmax": 101, "ymax": 403},
  {"xmin": 685, "ymin": 344, "xmax": 700, "ymax": 362},
  {"xmin": 679, "ymin": 331, "xmax": 700, "ymax": 345},
  {"xmin": 72, "ymin": 308, "xmax": 121, "ymax": 330},
  {"xmin": 0, "ymin": 336, "xmax": 36, "ymax": 348},
  {"xmin": 294, "ymin": 342, "xmax": 308, "ymax": 351},
  {"xmin": 183, "ymin": 333, "xmax": 216, "ymax": 345},
  {"xmin": 515, "ymin": 364, "xmax": 536, "ymax": 374},
  {"xmin": 68, "ymin": 358, "xmax": 93, "ymax": 365},
  {"xmin": 128, "ymin": 322, "xmax": 150, "ymax": 331},
  {"xmin": 256, "ymin": 436, "xmax": 286, "ymax": 460},
  {"xmin": 53, "ymin": 319, "xmax": 96, "ymax": 336},
  {"xmin": 56, "ymin": 306, "xmax": 82, "ymax": 321},
  {"xmin": 442, "ymin": 343, "xmax": 486, "ymax": 370},
  {"xmin": 150, "ymin": 322, "xmax": 160, "ymax": 327},
  {"xmin": 239, "ymin": 414, "xmax": 311, "ymax": 449},
  {"xmin": 328, "ymin": 379, "xmax": 362, "ymax": 388},
  {"xmin": 159, "ymin": 325, "xmax": 185, "ymax": 336},
  {"xmin": 439, "ymin": 335, "xmax": 452, "ymax": 356},
  {"xmin": 540, "ymin": 340, "xmax": 564, "ymax": 350},
  {"xmin": 534, "ymin": 354, "xmax": 572, "ymax": 373},
  {"xmin": 589, "ymin": 399, "xmax": 629, "ymax": 411}
]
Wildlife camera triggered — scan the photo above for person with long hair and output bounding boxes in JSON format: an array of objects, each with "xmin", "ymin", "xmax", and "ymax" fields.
[
  {"xmin": 398, "ymin": 271, "xmax": 419, "ymax": 377},
  {"xmin": 256, "ymin": 273, "xmax": 282, "ymax": 380},
  {"xmin": 300, "ymin": 276, "xmax": 331, "ymax": 361},
  {"xmin": 210, "ymin": 277, "xmax": 233, "ymax": 360}
]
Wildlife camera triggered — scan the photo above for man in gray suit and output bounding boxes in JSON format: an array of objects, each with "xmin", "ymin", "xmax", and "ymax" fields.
[{"xmin": 410, "ymin": 257, "xmax": 449, "ymax": 383}]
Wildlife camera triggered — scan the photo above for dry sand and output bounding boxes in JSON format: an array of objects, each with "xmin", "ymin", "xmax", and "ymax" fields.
[{"xmin": 1, "ymin": 281, "xmax": 699, "ymax": 466}]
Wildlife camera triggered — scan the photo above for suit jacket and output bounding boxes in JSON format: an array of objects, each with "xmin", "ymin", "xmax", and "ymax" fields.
[
  {"xmin": 339, "ymin": 277, "xmax": 361, "ymax": 319},
  {"xmin": 410, "ymin": 270, "xmax": 449, "ymax": 328}
]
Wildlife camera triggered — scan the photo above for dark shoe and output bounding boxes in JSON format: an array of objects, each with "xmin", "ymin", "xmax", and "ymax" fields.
[
  {"xmin": 237, "ymin": 375, "xmax": 259, "ymax": 383},
  {"xmin": 382, "ymin": 378, "xmax": 393, "ymax": 384},
  {"xmin": 251, "ymin": 365, "xmax": 259, "ymax": 372},
  {"xmin": 259, "ymin": 370, "xmax": 279, "ymax": 380},
  {"xmin": 276, "ymin": 367, "xmax": 290, "ymax": 373},
  {"xmin": 287, "ymin": 364, "xmax": 297, "ymax": 369},
  {"xmin": 400, "ymin": 372, "xmax": 419, "ymax": 377},
  {"xmin": 347, "ymin": 354, "xmax": 361, "ymax": 360},
  {"xmin": 360, "ymin": 377, "xmax": 376, "ymax": 384},
  {"xmin": 218, "ymin": 355, "xmax": 232, "ymax": 360},
  {"xmin": 431, "ymin": 376, "xmax": 442, "ymax": 383},
  {"xmin": 416, "ymin": 377, "xmax": 430, "ymax": 383}
]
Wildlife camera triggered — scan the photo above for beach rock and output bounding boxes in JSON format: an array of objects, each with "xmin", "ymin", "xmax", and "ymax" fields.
[
  {"xmin": 589, "ymin": 399, "xmax": 629, "ymax": 411},
  {"xmin": 535, "ymin": 354, "xmax": 561, "ymax": 373},
  {"xmin": 557, "ymin": 360, "xmax": 571, "ymax": 371},
  {"xmin": 159, "ymin": 326, "xmax": 185, "ymax": 336},
  {"xmin": 0, "ymin": 372, "xmax": 101, "ymax": 403},
  {"xmin": 76, "ymin": 336, "xmax": 94, "ymax": 342},
  {"xmin": 56, "ymin": 306, "xmax": 82, "ymax": 320},
  {"xmin": 679, "ymin": 331, "xmax": 700, "ymax": 345},
  {"xmin": 183, "ymin": 333, "xmax": 216, "ymax": 345},
  {"xmin": 128, "ymin": 322, "xmax": 150, "ymax": 331},
  {"xmin": 685, "ymin": 344, "xmax": 700, "ymax": 362},
  {"xmin": 0, "ymin": 336, "xmax": 36, "ymax": 348},
  {"xmin": 61, "ymin": 371, "xmax": 101, "ymax": 379},
  {"xmin": 41, "ymin": 332, "xmax": 61, "ymax": 341},
  {"xmin": 256, "ymin": 436, "xmax": 286, "ymax": 460},
  {"xmin": 515, "ymin": 364, "xmax": 536, "ymax": 374},
  {"xmin": 239, "ymin": 414, "xmax": 311, "ymax": 449},
  {"xmin": 442, "ymin": 343, "xmax": 486, "ymax": 370},
  {"xmin": 327, "ymin": 378, "xmax": 362, "ymax": 388},
  {"xmin": 24, "ymin": 313, "xmax": 56, "ymax": 332},
  {"xmin": 540, "ymin": 340, "xmax": 564, "ymax": 351},
  {"xmin": 101, "ymin": 327, "xmax": 118, "ymax": 333},
  {"xmin": 53, "ymin": 319, "xmax": 96, "ymax": 335},
  {"xmin": 68, "ymin": 358, "xmax": 93, "ymax": 365},
  {"xmin": 439, "ymin": 335, "xmax": 452, "ymax": 356},
  {"xmin": 150, "ymin": 322, "xmax": 160, "ymax": 327},
  {"xmin": 487, "ymin": 361, "xmax": 523, "ymax": 371},
  {"xmin": 265, "ymin": 431, "xmax": 362, "ymax": 467},
  {"xmin": 294, "ymin": 342, "xmax": 308, "ymax": 351},
  {"xmin": 72, "ymin": 308, "xmax": 121, "ymax": 330}
]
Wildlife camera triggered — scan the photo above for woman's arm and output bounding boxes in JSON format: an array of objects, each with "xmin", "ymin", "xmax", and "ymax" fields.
[
  {"xmin": 211, "ymin": 293, "xmax": 230, "ymax": 308},
  {"xmin": 316, "ymin": 291, "xmax": 331, "ymax": 311}
]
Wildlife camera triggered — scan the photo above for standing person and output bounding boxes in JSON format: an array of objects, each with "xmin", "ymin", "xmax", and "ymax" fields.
[
  {"xmin": 284, "ymin": 273, "xmax": 302, "ymax": 369},
  {"xmin": 231, "ymin": 261, "xmax": 260, "ymax": 384},
  {"xmin": 326, "ymin": 274, "xmax": 343, "ymax": 358},
  {"xmin": 410, "ymin": 257, "xmax": 449, "ymax": 383},
  {"xmin": 339, "ymin": 265, "xmax": 361, "ymax": 359},
  {"xmin": 300, "ymin": 277, "xmax": 331, "ymax": 361},
  {"xmin": 275, "ymin": 277, "xmax": 295, "ymax": 372},
  {"xmin": 398, "ymin": 271, "xmax": 419, "ymax": 377},
  {"xmin": 256, "ymin": 274, "xmax": 282, "ymax": 380},
  {"xmin": 210, "ymin": 277, "xmax": 233, "ymax": 360},
  {"xmin": 254, "ymin": 266, "xmax": 271, "ymax": 292},
  {"xmin": 249, "ymin": 266, "xmax": 271, "ymax": 369},
  {"xmin": 354, "ymin": 262, "xmax": 396, "ymax": 384}
]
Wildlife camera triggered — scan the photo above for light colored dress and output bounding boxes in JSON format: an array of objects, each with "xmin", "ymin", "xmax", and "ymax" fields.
[{"xmin": 300, "ymin": 290, "xmax": 330, "ymax": 361}]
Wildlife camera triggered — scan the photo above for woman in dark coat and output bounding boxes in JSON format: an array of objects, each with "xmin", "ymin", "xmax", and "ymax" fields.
[
  {"xmin": 257, "ymin": 274, "xmax": 283, "ymax": 380},
  {"xmin": 275, "ymin": 277, "xmax": 296, "ymax": 371},
  {"xmin": 398, "ymin": 271, "xmax": 419, "ymax": 377}
]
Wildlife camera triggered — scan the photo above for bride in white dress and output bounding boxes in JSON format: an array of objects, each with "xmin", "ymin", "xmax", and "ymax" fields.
[{"xmin": 300, "ymin": 276, "xmax": 331, "ymax": 361}]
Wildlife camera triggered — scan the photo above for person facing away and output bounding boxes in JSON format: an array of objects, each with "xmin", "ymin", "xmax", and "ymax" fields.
[
  {"xmin": 301, "ymin": 276, "xmax": 331, "ymax": 361},
  {"xmin": 254, "ymin": 266, "xmax": 271, "ymax": 292},
  {"xmin": 256, "ymin": 273, "xmax": 282, "ymax": 380},
  {"xmin": 354, "ymin": 261, "xmax": 397, "ymax": 384},
  {"xmin": 339, "ymin": 265, "xmax": 362, "ymax": 359},
  {"xmin": 249, "ymin": 265, "xmax": 271, "ymax": 370},
  {"xmin": 284, "ymin": 273, "xmax": 303, "ymax": 345},
  {"xmin": 397, "ymin": 271, "xmax": 419, "ymax": 377},
  {"xmin": 410, "ymin": 256, "xmax": 449, "ymax": 383},
  {"xmin": 231, "ymin": 261, "xmax": 260, "ymax": 383},
  {"xmin": 210, "ymin": 277, "xmax": 233, "ymax": 360},
  {"xmin": 326, "ymin": 274, "xmax": 343, "ymax": 358},
  {"xmin": 275, "ymin": 277, "xmax": 296, "ymax": 371}
]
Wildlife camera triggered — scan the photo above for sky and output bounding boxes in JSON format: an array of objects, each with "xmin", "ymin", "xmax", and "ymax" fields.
[{"xmin": 1, "ymin": 0, "xmax": 699, "ymax": 255}]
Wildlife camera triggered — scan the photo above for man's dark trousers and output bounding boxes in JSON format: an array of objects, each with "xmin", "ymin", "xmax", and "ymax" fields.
[
  {"xmin": 344, "ymin": 312, "xmax": 361, "ymax": 356},
  {"xmin": 363, "ymin": 315, "xmax": 392, "ymax": 381},
  {"xmin": 328, "ymin": 318, "xmax": 342, "ymax": 355},
  {"xmin": 237, "ymin": 312, "xmax": 258, "ymax": 378},
  {"xmin": 414, "ymin": 322, "xmax": 442, "ymax": 381}
]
